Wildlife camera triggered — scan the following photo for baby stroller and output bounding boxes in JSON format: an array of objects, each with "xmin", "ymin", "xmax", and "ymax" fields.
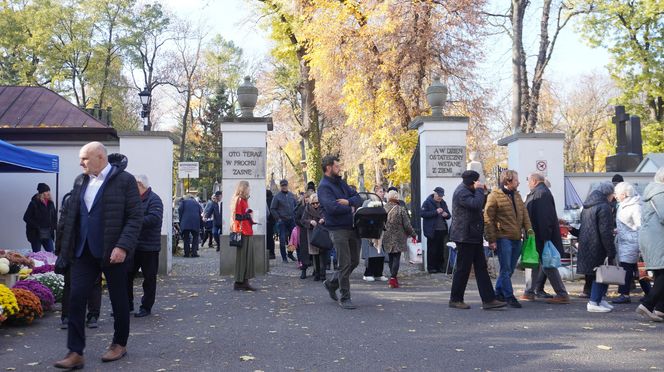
[{"xmin": 354, "ymin": 192, "xmax": 388, "ymax": 239}]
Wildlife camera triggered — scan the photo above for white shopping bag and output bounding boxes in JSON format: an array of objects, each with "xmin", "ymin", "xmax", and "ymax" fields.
[{"xmin": 407, "ymin": 238, "xmax": 422, "ymax": 264}]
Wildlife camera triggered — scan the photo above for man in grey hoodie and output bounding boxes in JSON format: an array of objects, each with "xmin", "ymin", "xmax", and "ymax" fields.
[{"xmin": 270, "ymin": 179, "xmax": 297, "ymax": 262}]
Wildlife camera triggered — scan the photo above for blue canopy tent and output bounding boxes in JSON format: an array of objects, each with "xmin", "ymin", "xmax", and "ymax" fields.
[
  {"xmin": 564, "ymin": 176, "xmax": 583, "ymax": 209},
  {"xmin": 0, "ymin": 139, "xmax": 60, "ymax": 211}
]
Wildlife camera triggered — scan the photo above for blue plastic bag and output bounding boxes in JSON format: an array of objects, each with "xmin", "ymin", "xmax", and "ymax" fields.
[{"xmin": 542, "ymin": 240, "xmax": 561, "ymax": 269}]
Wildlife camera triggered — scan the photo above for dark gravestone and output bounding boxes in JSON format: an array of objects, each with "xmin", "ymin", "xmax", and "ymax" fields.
[{"xmin": 606, "ymin": 106, "xmax": 643, "ymax": 172}]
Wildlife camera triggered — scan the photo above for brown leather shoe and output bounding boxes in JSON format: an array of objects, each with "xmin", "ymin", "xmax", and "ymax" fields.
[
  {"xmin": 520, "ymin": 293, "xmax": 535, "ymax": 301},
  {"xmin": 448, "ymin": 301, "xmax": 471, "ymax": 309},
  {"xmin": 101, "ymin": 344, "xmax": 127, "ymax": 362},
  {"xmin": 54, "ymin": 352, "xmax": 84, "ymax": 369},
  {"xmin": 546, "ymin": 295, "xmax": 571, "ymax": 304},
  {"xmin": 482, "ymin": 300, "xmax": 507, "ymax": 310}
]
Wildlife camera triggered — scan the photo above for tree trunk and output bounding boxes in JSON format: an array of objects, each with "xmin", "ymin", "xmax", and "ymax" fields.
[
  {"xmin": 511, "ymin": 0, "xmax": 526, "ymax": 133},
  {"xmin": 179, "ymin": 90, "xmax": 192, "ymax": 162}
]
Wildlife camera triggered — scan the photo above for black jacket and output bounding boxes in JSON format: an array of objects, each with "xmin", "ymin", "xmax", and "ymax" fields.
[
  {"xmin": 23, "ymin": 194, "xmax": 56, "ymax": 242},
  {"xmin": 576, "ymin": 190, "xmax": 617, "ymax": 275},
  {"xmin": 449, "ymin": 183, "xmax": 486, "ymax": 244},
  {"xmin": 525, "ymin": 183, "xmax": 563, "ymax": 255},
  {"xmin": 420, "ymin": 194, "xmax": 450, "ymax": 239},
  {"xmin": 58, "ymin": 154, "xmax": 143, "ymax": 266},
  {"xmin": 137, "ymin": 188, "xmax": 164, "ymax": 252}
]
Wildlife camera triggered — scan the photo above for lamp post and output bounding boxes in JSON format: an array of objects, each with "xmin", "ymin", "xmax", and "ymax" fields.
[{"xmin": 139, "ymin": 86, "xmax": 152, "ymax": 131}]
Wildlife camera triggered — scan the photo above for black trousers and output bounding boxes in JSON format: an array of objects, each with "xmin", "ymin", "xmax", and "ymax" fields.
[
  {"xmin": 388, "ymin": 252, "xmax": 401, "ymax": 278},
  {"xmin": 642, "ymin": 269, "xmax": 664, "ymax": 312},
  {"xmin": 182, "ymin": 229, "xmax": 199, "ymax": 256},
  {"xmin": 427, "ymin": 230, "xmax": 448, "ymax": 272},
  {"xmin": 450, "ymin": 242, "xmax": 496, "ymax": 303},
  {"xmin": 68, "ymin": 247, "xmax": 130, "ymax": 355},
  {"xmin": 62, "ymin": 266, "xmax": 102, "ymax": 320},
  {"xmin": 266, "ymin": 222, "xmax": 275, "ymax": 256},
  {"xmin": 364, "ymin": 256, "xmax": 384, "ymax": 277},
  {"xmin": 127, "ymin": 250, "xmax": 159, "ymax": 312}
]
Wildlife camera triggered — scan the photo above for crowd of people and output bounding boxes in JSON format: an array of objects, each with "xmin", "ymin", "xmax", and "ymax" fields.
[{"xmin": 17, "ymin": 143, "xmax": 664, "ymax": 368}]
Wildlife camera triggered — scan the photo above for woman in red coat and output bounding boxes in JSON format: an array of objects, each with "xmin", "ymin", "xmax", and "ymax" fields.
[{"xmin": 231, "ymin": 181, "xmax": 256, "ymax": 291}]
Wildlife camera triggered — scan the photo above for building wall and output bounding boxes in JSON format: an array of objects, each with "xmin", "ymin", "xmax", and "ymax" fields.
[
  {"xmin": 0, "ymin": 141, "xmax": 119, "ymax": 252},
  {"xmin": 566, "ymin": 172, "xmax": 655, "ymax": 202},
  {"xmin": 0, "ymin": 135, "xmax": 174, "ymax": 275}
]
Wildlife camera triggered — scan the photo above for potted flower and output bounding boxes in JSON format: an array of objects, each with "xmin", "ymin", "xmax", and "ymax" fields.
[
  {"xmin": 0, "ymin": 284, "xmax": 19, "ymax": 324},
  {"xmin": 7, "ymin": 288, "xmax": 42, "ymax": 325},
  {"xmin": 28, "ymin": 272, "xmax": 65, "ymax": 303},
  {"xmin": 13, "ymin": 280, "xmax": 55, "ymax": 311}
]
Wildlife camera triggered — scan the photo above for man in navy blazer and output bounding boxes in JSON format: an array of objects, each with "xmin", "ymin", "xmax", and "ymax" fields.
[{"xmin": 54, "ymin": 142, "xmax": 142, "ymax": 369}]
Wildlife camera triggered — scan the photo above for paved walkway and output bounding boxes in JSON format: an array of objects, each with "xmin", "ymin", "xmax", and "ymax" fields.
[{"xmin": 2, "ymin": 246, "xmax": 662, "ymax": 371}]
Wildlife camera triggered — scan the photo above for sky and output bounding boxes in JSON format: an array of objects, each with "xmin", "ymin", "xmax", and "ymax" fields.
[{"xmin": 160, "ymin": 0, "xmax": 612, "ymax": 113}]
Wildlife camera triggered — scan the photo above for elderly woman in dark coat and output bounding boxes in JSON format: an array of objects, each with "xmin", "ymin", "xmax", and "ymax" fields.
[
  {"xmin": 577, "ymin": 182, "xmax": 617, "ymax": 313},
  {"xmin": 294, "ymin": 192, "xmax": 312, "ymax": 279},
  {"xmin": 301, "ymin": 193, "xmax": 326, "ymax": 281},
  {"xmin": 382, "ymin": 190, "xmax": 416, "ymax": 288}
]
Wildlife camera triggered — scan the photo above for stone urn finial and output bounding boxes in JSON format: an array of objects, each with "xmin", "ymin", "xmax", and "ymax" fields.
[
  {"xmin": 237, "ymin": 76, "xmax": 258, "ymax": 117},
  {"xmin": 426, "ymin": 75, "xmax": 448, "ymax": 117}
]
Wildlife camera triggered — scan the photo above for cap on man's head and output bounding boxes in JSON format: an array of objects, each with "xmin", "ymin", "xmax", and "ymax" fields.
[
  {"xmin": 387, "ymin": 186, "xmax": 398, "ymax": 193},
  {"xmin": 37, "ymin": 183, "xmax": 50, "ymax": 193},
  {"xmin": 461, "ymin": 170, "xmax": 480, "ymax": 186},
  {"xmin": 434, "ymin": 187, "xmax": 445, "ymax": 197},
  {"xmin": 214, "ymin": 191, "xmax": 222, "ymax": 196},
  {"xmin": 280, "ymin": 179, "xmax": 288, "ymax": 186},
  {"xmin": 612, "ymin": 174, "xmax": 624, "ymax": 185}
]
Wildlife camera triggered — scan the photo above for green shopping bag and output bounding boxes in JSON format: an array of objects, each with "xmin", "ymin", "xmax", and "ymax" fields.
[{"xmin": 520, "ymin": 231, "xmax": 540, "ymax": 269}]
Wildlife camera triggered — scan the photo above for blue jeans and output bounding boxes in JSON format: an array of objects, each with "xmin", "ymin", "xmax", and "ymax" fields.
[
  {"xmin": 212, "ymin": 225, "xmax": 222, "ymax": 249},
  {"xmin": 31, "ymin": 238, "xmax": 54, "ymax": 253},
  {"xmin": 278, "ymin": 219, "xmax": 295, "ymax": 261},
  {"xmin": 495, "ymin": 238, "xmax": 522, "ymax": 300},
  {"xmin": 590, "ymin": 278, "xmax": 609, "ymax": 304}
]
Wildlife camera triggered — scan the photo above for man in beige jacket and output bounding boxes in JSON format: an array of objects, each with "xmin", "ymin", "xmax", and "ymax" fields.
[{"xmin": 484, "ymin": 170, "xmax": 532, "ymax": 308}]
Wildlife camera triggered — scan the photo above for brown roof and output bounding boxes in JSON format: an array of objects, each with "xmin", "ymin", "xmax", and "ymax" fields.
[{"xmin": 0, "ymin": 86, "xmax": 108, "ymax": 128}]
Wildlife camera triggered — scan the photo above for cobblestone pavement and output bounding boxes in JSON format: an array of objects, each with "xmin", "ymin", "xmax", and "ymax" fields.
[{"xmin": 2, "ymin": 245, "xmax": 662, "ymax": 371}]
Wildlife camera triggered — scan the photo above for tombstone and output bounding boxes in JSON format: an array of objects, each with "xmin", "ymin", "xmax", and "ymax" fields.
[
  {"xmin": 466, "ymin": 151, "xmax": 486, "ymax": 184},
  {"xmin": 409, "ymin": 76, "xmax": 468, "ymax": 271},
  {"xmin": 605, "ymin": 106, "xmax": 643, "ymax": 172},
  {"xmin": 219, "ymin": 76, "xmax": 273, "ymax": 276}
]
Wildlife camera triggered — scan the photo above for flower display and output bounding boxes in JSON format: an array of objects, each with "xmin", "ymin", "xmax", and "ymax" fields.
[
  {"xmin": 27, "ymin": 251, "xmax": 57, "ymax": 265},
  {"xmin": 0, "ymin": 250, "xmax": 34, "ymax": 269},
  {"xmin": 18, "ymin": 267, "xmax": 32, "ymax": 280},
  {"xmin": 30, "ymin": 264, "xmax": 55, "ymax": 275},
  {"xmin": 8, "ymin": 288, "xmax": 42, "ymax": 324},
  {"xmin": 13, "ymin": 280, "xmax": 55, "ymax": 311},
  {"xmin": 0, "ymin": 284, "xmax": 19, "ymax": 319},
  {"xmin": 28, "ymin": 272, "xmax": 65, "ymax": 303}
]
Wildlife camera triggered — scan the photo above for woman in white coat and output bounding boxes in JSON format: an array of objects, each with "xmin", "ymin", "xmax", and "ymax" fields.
[{"xmin": 612, "ymin": 182, "xmax": 642, "ymax": 304}]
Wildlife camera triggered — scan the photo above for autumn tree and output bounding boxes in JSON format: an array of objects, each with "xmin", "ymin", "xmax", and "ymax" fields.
[
  {"xmin": 485, "ymin": 0, "xmax": 591, "ymax": 133},
  {"xmin": 579, "ymin": 0, "xmax": 664, "ymax": 151}
]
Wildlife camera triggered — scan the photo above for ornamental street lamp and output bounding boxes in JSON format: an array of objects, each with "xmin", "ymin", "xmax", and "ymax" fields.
[{"xmin": 139, "ymin": 86, "xmax": 152, "ymax": 131}]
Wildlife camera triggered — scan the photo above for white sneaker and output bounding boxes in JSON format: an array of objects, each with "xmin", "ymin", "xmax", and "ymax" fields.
[
  {"xmin": 362, "ymin": 276, "xmax": 375, "ymax": 282},
  {"xmin": 587, "ymin": 301, "xmax": 611, "ymax": 313},
  {"xmin": 599, "ymin": 300, "xmax": 614, "ymax": 310},
  {"xmin": 655, "ymin": 310, "xmax": 664, "ymax": 318},
  {"xmin": 377, "ymin": 276, "xmax": 389, "ymax": 282},
  {"xmin": 636, "ymin": 304, "xmax": 664, "ymax": 322}
]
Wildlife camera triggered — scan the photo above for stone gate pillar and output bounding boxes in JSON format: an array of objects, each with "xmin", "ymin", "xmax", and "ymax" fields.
[
  {"xmin": 219, "ymin": 77, "xmax": 273, "ymax": 276},
  {"xmin": 497, "ymin": 133, "xmax": 565, "ymax": 217},
  {"xmin": 409, "ymin": 77, "xmax": 469, "ymax": 271}
]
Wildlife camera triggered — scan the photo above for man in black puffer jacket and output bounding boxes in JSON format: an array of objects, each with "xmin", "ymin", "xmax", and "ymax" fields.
[
  {"xmin": 54, "ymin": 142, "xmax": 142, "ymax": 370},
  {"xmin": 127, "ymin": 174, "xmax": 163, "ymax": 318},
  {"xmin": 448, "ymin": 170, "xmax": 505, "ymax": 310}
]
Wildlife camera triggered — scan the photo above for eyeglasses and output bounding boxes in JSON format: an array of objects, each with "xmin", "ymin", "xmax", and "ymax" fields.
[{"xmin": 311, "ymin": 202, "xmax": 320, "ymax": 205}]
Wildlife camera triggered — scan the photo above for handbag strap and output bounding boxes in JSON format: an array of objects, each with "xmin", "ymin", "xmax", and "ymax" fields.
[{"xmin": 650, "ymin": 199, "xmax": 662, "ymax": 220}]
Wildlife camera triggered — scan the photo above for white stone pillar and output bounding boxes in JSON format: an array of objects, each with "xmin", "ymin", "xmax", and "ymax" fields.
[
  {"xmin": 118, "ymin": 131, "xmax": 176, "ymax": 275},
  {"xmin": 409, "ymin": 116, "xmax": 469, "ymax": 271},
  {"xmin": 497, "ymin": 133, "xmax": 566, "ymax": 217},
  {"xmin": 219, "ymin": 118, "xmax": 272, "ymax": 276}
]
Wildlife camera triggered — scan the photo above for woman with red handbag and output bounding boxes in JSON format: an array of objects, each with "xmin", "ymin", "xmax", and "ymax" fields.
[{"xmin": 231, "ymin": 181, "xmax": 256, "ymax": 291}]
